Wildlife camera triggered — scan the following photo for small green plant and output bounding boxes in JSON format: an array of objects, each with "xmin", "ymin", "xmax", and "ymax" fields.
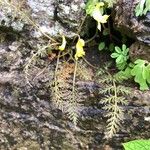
[
  {"xmin": 115, "ymin": 59, "xmax": 150, "ymax": 90},
  {"xmin": 123, "ymin": 139, "xmax": 150, "ymax": 150},
  {"xmin": 98, "ymin": 28, "xmax": 115, "ymax": 52},
  {"xmin": 135, "ymin": 0, "xmax": 150, "ymax": 16},
  {"xmin": 111, "ymin": 44, "xmax": 129, "ymax": 70},
  {"xmin": 131, "ymin": 59, "xmax": 150, "ymax": 90},
  {"xmin": 97, "ymin": 64, "xmax": 130, "ymax": 139}
]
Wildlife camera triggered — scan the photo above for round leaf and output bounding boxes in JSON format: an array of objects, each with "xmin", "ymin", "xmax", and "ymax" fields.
[{"xmin": 98, "ymin": 42, "xmax": 105, "ymax": 51}]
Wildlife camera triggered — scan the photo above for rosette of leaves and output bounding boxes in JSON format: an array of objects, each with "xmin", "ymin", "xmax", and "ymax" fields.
[{"xmin": 111, "ymin": 44, "xmax": 129, "ymax": 70}]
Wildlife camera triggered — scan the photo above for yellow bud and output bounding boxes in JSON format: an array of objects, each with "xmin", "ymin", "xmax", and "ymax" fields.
[{"xmin": 58, "ymin": 35, "xmax": 67, "ymax": 51}]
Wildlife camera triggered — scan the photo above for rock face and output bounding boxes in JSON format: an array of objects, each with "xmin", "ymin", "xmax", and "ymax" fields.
[
  {"xmin": 0, "ymin": 0, "xmax": 85, "ymax": 38},
  {"xmin": 0, "ymin": 0, "xmax": 150, "ymax": 149},
  {"xmin": 0, "ymin": 34, "xmax": 150, "ymax": 149},
  {"xmin": 129, "ymin": 41, "xmax": 150, "ymax": 62},
  {"xmin": 114, "ymin": 0, "xmax": 150, "ymax": 61}
]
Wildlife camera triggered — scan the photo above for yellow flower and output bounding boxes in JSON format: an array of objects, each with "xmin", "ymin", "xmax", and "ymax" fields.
[
  {"xmin": 59, "ymin": 35, "xmax": 67, "ymax": 51},
  {"xmin": 92, "ymin": 9, "xmax": 109, "ymax": 23},
  {"xmin": 92, "ymin": 3, "xmax": 109, "ymax": 31},
  {"xmin": 75, "ymin": 38, "xmax": 85, "ymax": 60}
]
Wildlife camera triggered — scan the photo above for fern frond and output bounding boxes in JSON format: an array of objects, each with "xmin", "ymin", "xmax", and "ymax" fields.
[
  {"xmin": 97, "ymin": 63, "xmax": 130, "ymax": 139},
  {"xmin": 103, "ymin": 104, "xmax": 115, "ymax": 111},
  {"xmin": 103, "ymin": 61, "xmax": 113, "ymax": 69},
  {"xmin": 99, "ymin": 75, "xmax": 112, "ymax": 84},
  {"xmin": 116, "ymin": 85, "xmax": 131, "ymax": 95},
  {"xmin": 66, "ymin": 96, "xmax": 79, "ymax": 125},
  {"xmin": 97, "ymin": 69, "xmax": 106, "ymax": 76},
  {"xmin": 101, "ymin": 95, "xmax": 115, "ymax": 104},
  {"xmin": 116, "ymin": 96, "xmax": 128, "ymax": 105},
  {"xmin": 51, "ymin": 80, "xmax": 64, "ymax": 110},
  {"xmin": 105, "ymin": 106, "xmax": 124, "ymax": 139},
  {"xmin": 114, "ymin": 72, "xmax": 127, "ymax": 82},
  {"xmin": 99, "ymin": 85, "xmax": 114, "ymax": 95}
]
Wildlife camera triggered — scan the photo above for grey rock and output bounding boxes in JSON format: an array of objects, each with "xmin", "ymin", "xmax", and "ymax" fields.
[
  {"xmin": 0, "ymin": 1, "xmax": 149, "ymax": 149},
  {"xmin": 0, "ymin": 35, "xmax": 149, "ymax": 149},
  {"xmin": 0, "ymin": 0, "xmax": 85, "ymax": 38},
  {"xmin": 114, "ymin": 0, "xmax": 150, "ymax": 61}
]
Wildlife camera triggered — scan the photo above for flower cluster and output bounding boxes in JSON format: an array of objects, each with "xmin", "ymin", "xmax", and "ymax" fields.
[{"xmin": 58, "ymin": 35, "xmax": 85, "ymax": 60}]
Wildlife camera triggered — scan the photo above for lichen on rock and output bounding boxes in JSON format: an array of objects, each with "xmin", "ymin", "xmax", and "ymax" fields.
[{"xmin": 0, "ymin": 0, "xmax": 86, "ymax": 38}]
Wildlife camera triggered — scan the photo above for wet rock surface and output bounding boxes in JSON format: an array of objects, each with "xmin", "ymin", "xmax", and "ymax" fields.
[{"xmin": 114, "ymin": 0, "xmax": 150, "ymax": 61}]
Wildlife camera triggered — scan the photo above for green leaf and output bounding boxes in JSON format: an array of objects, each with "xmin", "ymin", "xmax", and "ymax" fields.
[
  {"xmin": 123, "ymin": 139, "xmax": 150, "ymax": 150},
  {"xmin": 85, "ymin": 0, "xmax": 99, "ymax": 15},
  {"xmin": 124, "ymin": 67, "xmax": 132, "ymax": 78},
  {"xmin": 142, "ymin": 66, "xmax": 149, "ymax": 80},
  {"xmin": 111, "ymin": 44, "xmax": 129, "ymax": 71},
  {"xmin": 122, "ymin": 44, "xmax": 126, "ymax": 51},
  {"xmin": 131, "ymin": 65, "xmax": 142, "ymax": 78},
  {"xmin": 115, "ymin": 46, "xmax": 122, "ymax": 53},
  {"xmin": 134, "ymin": 59, "xmax": 146, "ymax": 65},
  {"xmin": 129, "ymin": 62, "xmax": 135, "ymax": 68},
  {"xmin": 111, "ymin": 52, "xmax": 119, "ymax": 58},
  {"xmin": 117, "ymin": 62, "xmax": 127, "ymax": 70},
  {"xmin": 146, "ymin": 64, "xmax": 150, "ymax": 83},
  {"xmin": 143, "ymin": 0, "xmax": 150, "ymax": 15},
  {"xmin": 140, "ymin": 82, "xmax": 149, "ymax": 91},
  {"xmin": 131, "ymin": 60, "xmax": 149, "ymax": 90},
  {"xmin": 98, "ymin": 42, "xmax": 105, "ymax": 51},
  {"xmin": 109, "ymin": 43, "xmax": 114, "ymax": 52},
  {"xmin": 123, "ymin": 48, "xmax": 129, "ymax": 56},
  {"xmin": 103, "ymin": 28, "xmax": 109, "ymax": 36},
  {"xmin": 114, "ymin": 66, "xmax": 132, "ymax": 81},
  {"xmin": 135, "ymin": 0, "xmax": 146, "ymax": 16},
  {"xmin": 116, "ymin": 55, "xmax": 123, "ymax": 64}
]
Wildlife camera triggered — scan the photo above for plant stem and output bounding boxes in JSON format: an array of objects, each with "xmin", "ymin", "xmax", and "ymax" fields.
[{"xmin": 72, "ymin": 60, "xmax": 78, "ymax": 95}]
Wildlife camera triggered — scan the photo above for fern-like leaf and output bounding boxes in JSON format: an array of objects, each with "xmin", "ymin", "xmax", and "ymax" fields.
[
  {"xmin": 97, "ymin": 65, "xmax": 129, "ymax": 139},
  {"xmin": 99, "ymin": 85, "xmax": 114, "ymax": 95},
  {"xmin": 66, "ymin": 98, "xmax": 79, "ymax": 125},
  {"xmin": 99, "ymin": 75, "xmax": 112, "ymax": 84},
  {"xmin": 117, "ymin": 85, "xmax": 130, "ymax": 95}
]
